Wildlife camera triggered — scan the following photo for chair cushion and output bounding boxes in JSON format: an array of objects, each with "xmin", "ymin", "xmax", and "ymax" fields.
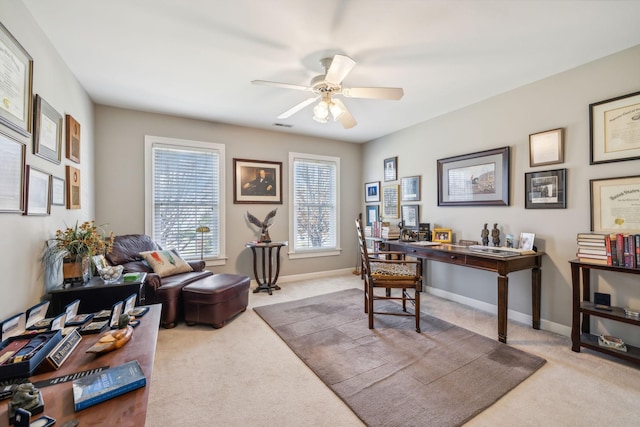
[
  {"xmin": 370, "ymin": 262, "xmax": 416, "ymax": 279},
  {"xmin": 139, "ymin": 249, "xmax": 193, "ymax": 278}
]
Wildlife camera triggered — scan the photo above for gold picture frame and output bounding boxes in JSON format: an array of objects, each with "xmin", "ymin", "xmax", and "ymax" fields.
[
  {"xmin": 66, "ymin": 165, "xmax": 81, "ymax": 209},
  {"xmin": 432, "ymin": 228, "xmax": 452, "ymax": 243},
  {"xmin": 382, "ymin": 184, "xmax": 399, "ymax": 218}
]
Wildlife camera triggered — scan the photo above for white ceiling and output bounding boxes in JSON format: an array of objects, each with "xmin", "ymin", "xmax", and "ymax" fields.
[{"xmin": 21, "ymin": 0, "xmax": 640, "ymax": 143}]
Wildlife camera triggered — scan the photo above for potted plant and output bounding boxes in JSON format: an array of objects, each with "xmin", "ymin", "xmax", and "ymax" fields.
[{"xmin": 43, "ymin": 221, "xmax": 114, "ymax": 287}]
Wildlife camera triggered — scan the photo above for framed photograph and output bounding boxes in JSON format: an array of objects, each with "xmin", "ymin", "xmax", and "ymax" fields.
[
  {"xmin": 437, "ymin": 146, "xmax": 510, "ymax": 206},
  {"xmin": 66, "ymin": 165, "xmax": 81, "ymax": 209},
  {"xmin": 518, "ymin": 233, "xmax": 535, "ymax": 251},
  {"xmin": 33, "ymin": 94, "xmax": 62, "ymax": 164},
  {"xmin": 524, "ymin": 168, "xmax": 566, "ymax": 209},
  {"xmin": 51, "ymin": 175, "xmax": 65, "ymax": 206},
  {"xmin": 0, "ymin": 22, "xmax": 33, "ymax": 137},
  {"xmin": 382, "ymin": 184, "xmax": 399, "ymax": 218},
  {"xmin": 401, "ymin": 175, "xmax": 421, "ymax": 201},
  {"xmin": 590, "ymin": 91, "xmax": 640, "ymax": 164},
  {"xmin": 590, "ymin": 175, "xmax": 640, "ymax": 234},
  {"xmin": 24, "ymin": 165, "xmax": 51, "ymax": 216},
  {"xmin": 233, "ymin": 158, "xmax": 282, "ymax": 204},
  {"xmin": 432, "ymin": 228, "xmax": 452, "ymax": 243},
  {"xmin": 529, "ymin": 128, "xmax": 564, "ymax": 167},
  {"xmin": 65, "ymin": 114, "xmax": 81, "ymax": 163},
  {"xmin": 365, "ymin": 181, "xmax": 380, "ymax": 202},
  {"xmin": 383, "ymin": 156, "xmax": 397, "ymax": 181},
  {"xmin": 401, "ymin": 204, "xmax": 419, "ymax": 229},
  {"xmin": 0, "ymin": 132, "xmax": 25, "ymax": 213},
  {"xmin": 366, "ymin": 205, "xmax": 379, "ymax": 226}
]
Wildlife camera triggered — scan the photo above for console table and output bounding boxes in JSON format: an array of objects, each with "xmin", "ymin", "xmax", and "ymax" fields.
[
  {"xmin": 385, "ymin": 241, "xmax": 544, "ymax": 343},
  {"xmin": 0, "ymin": 304, "xmax": 160, "ymax": 426},
  {"xmin": 245, "ymin": 241, "xmax": 287, "ymax": 295},
  {"xmin": 47, "ymin": 274, "xmax": 146, "ymax": 316}
]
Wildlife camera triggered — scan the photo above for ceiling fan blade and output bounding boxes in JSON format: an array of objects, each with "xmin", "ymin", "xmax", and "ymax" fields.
[
  {"xmin": 251, "ymin": 80, "xmax": 311, "ymax": 92},
  {"xmin": 342, "ymin": 87, "xmax": 404, "ymax": 100},
  {"xmin": 331, "ymin": 98, "xmax": 357, "ymax": 129},
  {"xmin": 324, "ymin": 55, "xmax": 356, "ymax": 85},
  {"xmin": 277, "ymin": 96, "xmax": 319, "ymax": 119}
]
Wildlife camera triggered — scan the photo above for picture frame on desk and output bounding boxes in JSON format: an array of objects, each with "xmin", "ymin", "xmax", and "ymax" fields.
[
  {"xmin": 437, "ymin": 146, "xmax": 510, "ymax": 206},
  {"xmin": 590, "ymin": 90, "xmax": 640, "ymax": 164},
  {"xmin": 590, "ymin": 175, "xmax": 640, "ymax": 234},
  {"xmin": 524, "ymin": 168, "xmax": 566, "ymax": 209},
  {"xmin": 432, "ymin": 228, "xmax": 452, "ymax": 243}
]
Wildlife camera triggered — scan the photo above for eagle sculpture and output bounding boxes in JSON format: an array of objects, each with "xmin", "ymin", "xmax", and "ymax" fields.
[{"xmin": 247, "ymin": 208, "xmax": 277, "ymax": 243}]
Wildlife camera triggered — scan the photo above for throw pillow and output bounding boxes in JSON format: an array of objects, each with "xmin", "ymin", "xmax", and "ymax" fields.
[{"xmin": 139, "ymin": 249, "xmax": 193, "ymax": 278}]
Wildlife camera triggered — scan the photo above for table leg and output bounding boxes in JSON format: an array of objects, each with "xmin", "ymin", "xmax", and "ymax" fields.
[
  {"xmin": 531, "ymin": 266, "xmax": 541, "ymax": 330},
  {"xmin": 497, "ymin": 274, "xmax": 508, "ymax": 343},
  {"xmin": 570, "ymin": 262, "xmax": 581, "ymax": 352},
  {"xmin": 581, "ymin": 266, "xmax": 591, "ymax": 335}
]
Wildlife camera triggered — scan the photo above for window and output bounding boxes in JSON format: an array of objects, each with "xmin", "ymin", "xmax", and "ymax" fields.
[
  {"xmin": 289, "ymin": 152, "xmax": 340, "ymax": 258},
  {"xmin": 144, "ymin": 136, "xmax": 225, "ymax": 264}
]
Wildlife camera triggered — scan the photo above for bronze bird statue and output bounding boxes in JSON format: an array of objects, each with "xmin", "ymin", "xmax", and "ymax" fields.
[{"xmin": 247, "ymin": 209, "xmax": 277, "ymax": 243}]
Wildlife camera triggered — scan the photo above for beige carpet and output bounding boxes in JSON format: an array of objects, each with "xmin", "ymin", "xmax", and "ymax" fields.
[
  {"xmin": 254, "ymin": 288, "xmax": 545, "ymax": 427},
  {"xmin": 146, "ymin": 274, "xmax": 640, "ymax": 426}
]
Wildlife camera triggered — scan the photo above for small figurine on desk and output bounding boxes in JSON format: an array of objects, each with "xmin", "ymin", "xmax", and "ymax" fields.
[
  {"xmin": 481, "ymin": 223, "xmax": 489, "ymax": 246},
  {"xmin": 9, "ymin": 383, "xmax": 44, "ymax": 423},
  {"xmin": 247, "ymin": 208, "xmax": 277, "ymax": 243},
  {"xmin": 492, "ymin": 223, "xmax": 500, "ymax": 247}
]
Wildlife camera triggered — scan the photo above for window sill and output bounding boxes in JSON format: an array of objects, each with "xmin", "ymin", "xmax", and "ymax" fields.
[{"xmin": 288, "ymin": 249, "xmax": 341, "ymax": 260}]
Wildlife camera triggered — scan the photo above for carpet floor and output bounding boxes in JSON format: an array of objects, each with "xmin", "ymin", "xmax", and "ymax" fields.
[{"xmin": 254, "ymin": 288, "xmax": 546, "ymax": 427}]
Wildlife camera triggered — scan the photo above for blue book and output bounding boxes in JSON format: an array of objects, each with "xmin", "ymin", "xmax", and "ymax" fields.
[{"xmin": 72, "ymin": 360, "xmax": 146, "ymax": 411}]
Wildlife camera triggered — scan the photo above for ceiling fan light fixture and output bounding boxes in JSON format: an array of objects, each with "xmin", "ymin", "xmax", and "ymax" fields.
[
  {"xmin": 329, "ymin": 101, "xmax": 344, "ymax": 120},
  {"xmin": 313, "ymin": 100, "xmax": 329, "ymax": 122}
]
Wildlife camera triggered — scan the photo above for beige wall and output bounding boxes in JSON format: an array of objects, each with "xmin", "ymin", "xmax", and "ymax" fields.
[
  {"xmin": 363, "ymin": 45, "xmax": 640, "ymax": 341},
  {"xmin": 0, "ymin": 3, "xmax": 95, "ymax": 319},
  {"xmin": 94, "ymin": 106, "xmax": 362, "ymax": 278}
]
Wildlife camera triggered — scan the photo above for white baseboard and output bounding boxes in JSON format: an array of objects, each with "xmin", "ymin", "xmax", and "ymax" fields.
[
  {"xmin": 426, "ymin": 285, "xmax": 571, "ymax": 338},
  {"xmin": 251, "ymin": 268, "xmax": 356, "ymax": 285}
]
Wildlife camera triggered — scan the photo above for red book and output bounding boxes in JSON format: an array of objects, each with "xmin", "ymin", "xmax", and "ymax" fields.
[
  {"xmin": 629, "ymin": 236, "xmax": 637, "ymax": 269},
  {"xmin": 616, "ymin": 233, "xmax": 624, "ymax": 267},
  {"xmin": 605, "ymin": 234, "xmax": 613, "ymax": 266}
]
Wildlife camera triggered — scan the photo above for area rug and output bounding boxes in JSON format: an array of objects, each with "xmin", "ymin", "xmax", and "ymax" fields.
[{"xmin": 254, "ymin": 288, "xmax": 546, "ymax": 427}]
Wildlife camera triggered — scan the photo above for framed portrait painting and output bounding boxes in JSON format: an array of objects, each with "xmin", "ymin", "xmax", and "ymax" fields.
[{"xmin": 233, "ymin": 158, "xmax": 282, "ymax": 204}]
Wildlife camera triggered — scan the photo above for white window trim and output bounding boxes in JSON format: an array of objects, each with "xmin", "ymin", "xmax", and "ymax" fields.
[
  {"xmin": 144, "ymin": 135, "xmax": 226, "ymax": 266},
  {"xmin": 288, "ymin": 152, "xmax": 341, "ymax": 259}
]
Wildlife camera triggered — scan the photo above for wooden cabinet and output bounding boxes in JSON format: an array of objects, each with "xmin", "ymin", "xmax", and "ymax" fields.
[{"xmin": 570, "ymin": 259, "xmax": 640, "ymax": 365}]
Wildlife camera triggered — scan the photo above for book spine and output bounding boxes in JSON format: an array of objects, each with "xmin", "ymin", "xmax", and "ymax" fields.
[
  {"xmin": 629, "ymin": 235, "xmax": 637, "ymax": 269},
  {"xmin": 605, "ymin": 234, "xmax": 612, "ymax": 265},
  {"xmin": 74, "ymin": 377, "xmax": 146, "ymax": 411},
  {"xmin": 635, "ymin": 234, "xmax": 640, "ymax": 267},
  {"xmin": 616, "ymin": 234, "xmax": 624, "ymax": 266}
]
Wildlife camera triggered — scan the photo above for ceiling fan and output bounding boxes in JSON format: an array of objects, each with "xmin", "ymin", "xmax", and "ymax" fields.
[{"xmin": 252, "ymin": 54, "xmax": 404, "ymax": 129}]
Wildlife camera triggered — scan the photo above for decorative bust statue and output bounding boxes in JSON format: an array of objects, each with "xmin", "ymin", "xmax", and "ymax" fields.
[
  {"xmin": 481, "ymin": 223, "xmax": 489, "ymax": 246},
  {"xmin": 491, "ymin": 223, "xmax": 500, "ymax": 247}
]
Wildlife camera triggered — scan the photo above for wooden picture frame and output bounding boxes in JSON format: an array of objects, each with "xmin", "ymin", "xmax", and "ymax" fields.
[
  {"xmin": 51, "ymin": 175, "xmax": 65, "ymax": 206},
  {"xmin": 590, "ymin": 175, "xmax": 640, "ymax": 234},
  {"xmin": 366, "ymin": 204, "xmax": 379, "ymax": 226},
  {"xmin": 525, "ymin": 168, "xmax": 567, "ymax": 209},
  {"xmin": 0, "ymin": 132, "xmax": 26, "ymax": 213},
  {"xmin": 24, "ymin": 165, "xmax": 51, "ymax": 216},
  {"xmin": 437, "ymin": 146, "xmax": 510, "ymax": 206},
  {"xmin": 382, "ymin": 184, "xmax": 399, "ymax": 218},
  {"xmin": 233, "ymin": 158, "xmax": 282, "ymax": 204},
  {"xmin": 529, "ymin": 128, "xmax": 564, "ymax": 167},
  {"xmin": 66, "ymin": 165, "xmax": 81, "ymax": 209},
  {"xmin": 33, "ymin": 95, "xmax": 63, "ymax": 164},
  {"xmin": 0, "ymin": 22, "xmax": 33, "ymax": 137},
  {"xmin": 432, "ymin": 228, "xmax": 452, "ymax": 243},
  {"xmin": 65, "ymin": 114, "xmax": 81, "ymax": 163},
  {"xmin": 401, "ymin": 175, "xmax": 421, "ymax": 201},
  {"xmin": 365, "ymin": 181, "xmax": 380, "ymax": 202},
  {"xmin": 401, "ymin": 204, "xmax": 419, "ymax": 229},
  {"xmin": 590, "ymin": 91, "xmax": 640, "ymax": 164},
  {"xmin": 383, "ymin": 157, "xmax": 397, "ymax": 181}
]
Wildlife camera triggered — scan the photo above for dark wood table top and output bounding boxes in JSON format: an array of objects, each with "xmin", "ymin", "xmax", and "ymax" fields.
[{"xmin": 0, "ymin": 304, "xmax": 160, "ymax": 427}]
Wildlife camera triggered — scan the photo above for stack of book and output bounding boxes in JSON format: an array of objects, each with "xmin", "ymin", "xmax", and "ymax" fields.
[
  {"xmin": 576, "ymin": 233, "xmax": 608, "ymax": 265},
  {"xmin": 381, "ymin": 224, "xmax": 400, "ymax": 239}
]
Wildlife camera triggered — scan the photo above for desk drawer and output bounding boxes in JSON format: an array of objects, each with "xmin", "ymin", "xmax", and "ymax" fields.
[{"xmin": 424, "ymin": 250, "xmax": 465, "ymax": 265}]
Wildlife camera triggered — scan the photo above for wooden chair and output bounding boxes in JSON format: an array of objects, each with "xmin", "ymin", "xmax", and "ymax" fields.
[{"xmin": 356, "ymin": 218, "xmax": 422, "ymax": 332}]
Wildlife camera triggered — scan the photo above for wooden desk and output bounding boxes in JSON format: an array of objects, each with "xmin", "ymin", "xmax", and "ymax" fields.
[
  {"xmin": 245, "ymin": 241, "xmax": 287, "ymax": 295},
  {"xmin": 0, "ymin": 304, "xmax": 160, "ymax": 427},
  {"xmin": 385, "ymin": 241, "xmax": 543, "ymax": 343}
]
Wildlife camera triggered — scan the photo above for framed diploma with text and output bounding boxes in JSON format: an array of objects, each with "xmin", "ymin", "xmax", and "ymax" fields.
[
  {"xmin": 590, "ymin": 91, "xmax": 640, "ymax": 164},
  {"xmin": 590, "ymin": 175, "xmax": 640, "ymax": 234},
  {"xmin": 0, "ymin": 22, "xmax": 33, "ymax": 137}
]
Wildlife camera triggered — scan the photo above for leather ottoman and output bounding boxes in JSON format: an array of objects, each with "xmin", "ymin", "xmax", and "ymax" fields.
[{"xmin": 182, "ymin": 274, "xmax": 250, "ymax": 328}]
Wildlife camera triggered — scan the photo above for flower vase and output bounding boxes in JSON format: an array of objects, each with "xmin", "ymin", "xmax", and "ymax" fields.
[{"xmin": 62, "ymin": 256, "xmax": 90, "ymax": 286}]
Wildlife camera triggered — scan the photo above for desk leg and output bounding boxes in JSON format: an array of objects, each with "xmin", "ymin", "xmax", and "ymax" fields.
[
  {"xmin": 570, "ymin": 263, "xmax": 581, "ymax": 352},
  {"xmin": 531, "ymin": 266, "xmax": 541, "ymax": 330},
  {"xmin": 581, "ymin": 267, "xmax": 591, "ymax": 335},
  {"xmin": 497, "ymin": 274, "xmax": 508, "ymax": 344}
]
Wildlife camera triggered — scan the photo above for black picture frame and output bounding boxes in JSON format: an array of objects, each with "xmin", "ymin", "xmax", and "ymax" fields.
[
  {"xmin": 233, "ymin": 158, "xmax": 282, "ymax": 204},
  {"xmin": 525, "ymin": 168, "xmax": 566, "ymax": 209},
  {"xmin": 590, "ymin": 175, "xmax": 640, "ymax": 234},
  {"xmin": 590, "ymin": 90, "xmax": 640, "ymax": 165},
  {"xmin": 437, "ymin": 146, "xmax": 510, "ymax": 206}
]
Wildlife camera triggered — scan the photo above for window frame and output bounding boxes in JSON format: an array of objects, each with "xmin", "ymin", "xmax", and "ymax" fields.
[
  {"xmin": 288, "ymin": 151, "xmax": 341, "ymax": 259},
  {"xmin": 144, "ymin": 135, "xmax": 226, "ymax": 266}
]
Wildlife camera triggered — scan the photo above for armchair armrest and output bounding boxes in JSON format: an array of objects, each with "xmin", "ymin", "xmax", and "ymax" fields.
[{"xmin": 188, "ymin": 260, "xmax": 206, "ymax": 272}]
